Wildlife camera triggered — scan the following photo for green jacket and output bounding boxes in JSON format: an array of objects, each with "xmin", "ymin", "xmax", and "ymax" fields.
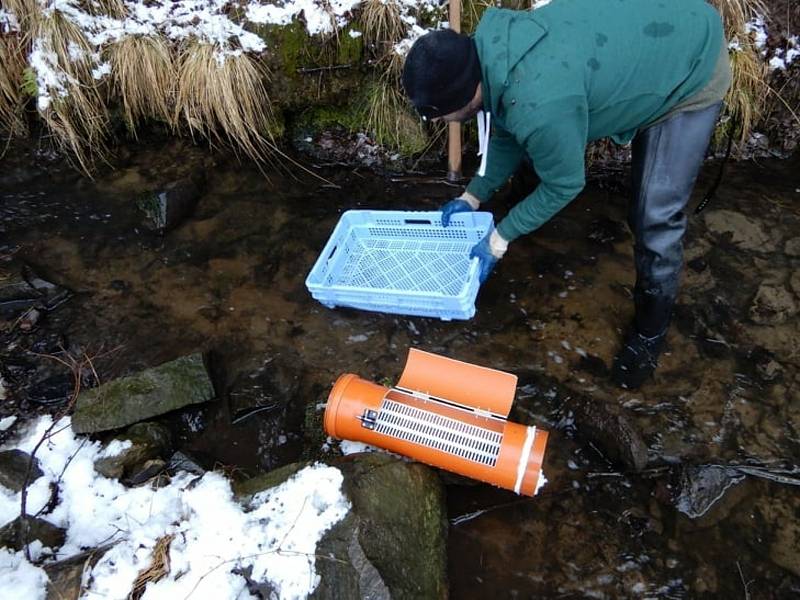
[{"xmin": 465, "ymin": 0, "xmax": 724, "ymax": 242}]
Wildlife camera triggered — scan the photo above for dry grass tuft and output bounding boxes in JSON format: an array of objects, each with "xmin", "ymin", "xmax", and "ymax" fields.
[
  {"xmin": 709, "ymin": 0, "xmax": 769, "ymax": 150},
  {"xmin": 33, "ymin": 9, "xmax": 109, "ymax": 174},
  {"xmin": 109, "ymin": 35, "xmax": 177, "ymax": 135},
  {"xmin": 128, "ymin": 534, "xmax": 174, "ymax": 600},
  {"xmin": 0, "ymin": 34, "xmax": 28, "ymax": 138},
  {"xmin": 360, "ymin": 0, "xmax": 405, "ymax": 45},
  {"xmin": 3, "ymin": 0, "xmax": 38, "ymax": 35},
  {"xmin": 93, "ymin": 0, "xmax": 126, "ymax": 19},
  {"xmin": 365, "ymin": 75, "xmax": 427, "ymax": 154},
  {"xmin": 723, "ymin": 42, "xmax": 768, "ymax": 146},
  {"xmin": 463, "ymin": 0, "xmax": 495, "ymax": 33},
  {"xmin": 175, "ymin": 42, "xmax": 278, "ymax": 162},
  {"xmin": 710, "ymin": 0, "xmax": 766, "ymax": 38}
]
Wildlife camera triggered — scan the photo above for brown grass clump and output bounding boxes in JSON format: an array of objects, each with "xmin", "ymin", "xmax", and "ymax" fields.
[
  {"xmin": 32, "ymin": 9, "xmax": 109, "ymax": 174},
  {"xmin": 0, "ymin": 34, "xmax": 28, "ymax": 138},
  {"xmin": 109, "ymin": 35, "xmax": 177, "ymax": 135},
  {"xmin": 709, "ymin": 0, "xmax": 769, "ymax": 150},
  {"xmin": 3, "ymin": 0, "xmax": 38, "ymax": 35},
  {"xmin": 93, "ymin": 0, "xmax": 126, "ymax": 19},
  {"xmin": 176, "ymin": 42, "xmax": 278, "ymax": 162},
  {"xmin": 723, "ymin": 41, "xmax": 768, "ymax": 146},
  {"xmin": 128, "ymin": 534, "xmax": 174, "ymax": 600},
  {"xmin": 360, "ymin": 0, "xmax": 405, "ymax": 45},
  {"xmin": 365, "ymin": 75, "xmax": 427, "ymax": 154},
  {"xmin": 710, "ymin": 0, "xmax": 766, "ymax": 38}
]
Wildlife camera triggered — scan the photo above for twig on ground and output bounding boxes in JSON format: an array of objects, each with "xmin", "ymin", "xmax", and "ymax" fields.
[
  {"xmin": 736, "ymin": 561, "xmax": 754, "ymax": 600},
  {"xmin": 18, "ymin": 345, "xmax": 120, "ymax": 559}
]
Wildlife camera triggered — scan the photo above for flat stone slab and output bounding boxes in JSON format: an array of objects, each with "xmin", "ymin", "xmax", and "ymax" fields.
[
  {"xmin": 0, "ymin": 449, "xmax": 43, "ymax": 492},
  {"xmin": 72, "ymin": 354, "xmax": 214, "ymax": 434}
]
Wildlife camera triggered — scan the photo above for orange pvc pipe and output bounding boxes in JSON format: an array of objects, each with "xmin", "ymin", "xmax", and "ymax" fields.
[
  {"xmin": 325, "ymin": 365, "xmax": 548, "ymax": 497},
  {"xmin": 396, "ymin": 348, "xmax": 517, "ymax": 417}
]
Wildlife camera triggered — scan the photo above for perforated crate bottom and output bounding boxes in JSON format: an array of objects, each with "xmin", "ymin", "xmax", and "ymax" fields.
[{"xmin": 333, "ymin": 238, "xmax": 473, "ymax": 296}]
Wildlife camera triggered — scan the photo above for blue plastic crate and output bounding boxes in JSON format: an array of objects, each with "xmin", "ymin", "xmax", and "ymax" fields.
[{"xmin": 305, "ymin": 210, "xmax": 493, "ymax": 320}]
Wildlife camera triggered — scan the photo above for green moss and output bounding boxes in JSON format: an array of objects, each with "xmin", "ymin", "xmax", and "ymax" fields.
[
  {"xmin": 278, "ymin": 21, "xmax": 311, "ymax": 77},
  {"xmin": 336, "ymin": 26, "xmax": 364, "ymax": 64},
  {"xmin": 298, "ymin": 103, "xmax": 363, "ymax": 132},
  {"xmin": 21, "ymin": 68, "xmax": 38, "ymax": 98}
]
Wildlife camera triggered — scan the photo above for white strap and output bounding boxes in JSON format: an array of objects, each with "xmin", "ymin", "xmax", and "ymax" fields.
[
  {"xmin": 476, "ymin": 111, "xmax": 491, "ymax": 177},
  {"xmin": 514, "ymin": 425, "xmax": 536, "ymax": 494}
]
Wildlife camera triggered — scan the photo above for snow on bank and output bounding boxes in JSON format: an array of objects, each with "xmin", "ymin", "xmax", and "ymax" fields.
[
  {"xmin": 740, "ymin": 17, "xmax": 799, "ymax": 71},
  {"xmin": 0, "ymin": 417, "xmax": 350, "ymax": 599},
  {"xmin": 247, "ymin": 0, "xmax": 362, "ymax": 36},
  {"xmin": 0, "ymin": 7, "xmax": 20, "ymax": 33}
]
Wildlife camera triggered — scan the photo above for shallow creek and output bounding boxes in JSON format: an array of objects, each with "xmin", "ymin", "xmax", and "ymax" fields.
[{"xmin": 1, "ymin": 139, "xmax": 799, "ymax": 598}]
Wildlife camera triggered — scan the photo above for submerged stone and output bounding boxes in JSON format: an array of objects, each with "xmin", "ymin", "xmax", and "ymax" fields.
[
  {"xmin": 674, "ymin": 465, "xmax": 745, "ymax": 520},
  {"xmin": 72, "ymin": 354, "xmax": 215, "ymax": 434},
  {"xmin": 0, "ymin": 264, "xmax": 71, "ymax": 319},
  {"xmin": 749, "ymin": 283, "xmax": 798, "ymax": 325},
  {"xmin": 137, "ymin": 174, "xmax": 205, "ymax": 233},
  {"xmin": 703, "ymin": 210, "xmax": 776, "ymax": 252},
  {"xmin": 0, "ymin": 449, "xmax": 43, "ymax": 492}
]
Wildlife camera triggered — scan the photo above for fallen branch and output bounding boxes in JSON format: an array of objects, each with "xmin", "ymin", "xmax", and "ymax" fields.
[
  {"xmin": 296, "ymin": 64, "xmax": 351, "ymax": 74},
  {"xmin": 18, "ymin": 345, "xmax": 119, "ymax": 559}
]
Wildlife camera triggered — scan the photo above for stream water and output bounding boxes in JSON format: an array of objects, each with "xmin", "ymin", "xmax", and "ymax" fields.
[{"xmin": 1, "ymin": 137, "xmax": 799, "ymax": 598}]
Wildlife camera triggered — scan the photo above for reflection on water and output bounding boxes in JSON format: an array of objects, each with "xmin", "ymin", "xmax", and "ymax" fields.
[{"xmin": 1, "ymin": 140, "xmax": 799, "ymax": 598}]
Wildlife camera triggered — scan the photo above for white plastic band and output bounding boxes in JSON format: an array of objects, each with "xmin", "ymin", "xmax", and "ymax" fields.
[
  {"xmin": 476, "ymin": 111, "xmax": 491, "ymax": 177},
  {"xmin": 514, "ymin": 425, "xmax": 536, "ymax": 494}
]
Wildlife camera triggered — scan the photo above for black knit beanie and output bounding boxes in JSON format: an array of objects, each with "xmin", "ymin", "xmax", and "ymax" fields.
[{"xmin": 402, "ymin": 29, "xmax": 481, "ymax": 120}]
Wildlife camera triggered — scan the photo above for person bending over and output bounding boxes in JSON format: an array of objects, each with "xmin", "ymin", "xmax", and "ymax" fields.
[{"xmin": 401, "ymin": 0, "xmax": 731, "ymax": 389}]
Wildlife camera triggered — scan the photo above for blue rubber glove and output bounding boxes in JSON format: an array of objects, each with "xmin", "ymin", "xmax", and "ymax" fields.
[
  {"xmin": 440, "ymin": 198, "xmax": 474, "ymax": 227},
  {"xmin": 470, "ymin": 231, "xmax": 499, "ymax": 284}
]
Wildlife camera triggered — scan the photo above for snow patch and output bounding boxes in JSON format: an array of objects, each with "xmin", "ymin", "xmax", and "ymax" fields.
[
  {"xmin": 745, "ymin": 16, "xmax": 768, "ymax": 51},
  {"xmin": 97, "ymin": 438, "xmax": 132, "ymax": 458},
  {"xmin": 0, "ymin": 549, "xmax": 48, "ymax": 600},
  {"xmin": 0, "ymin": 8, "xmax": 20, "ymax": 33},
  {"xmin": 247, "ymin": 0, "xmax": 361, "ymax": 36},
  {"xmin": 340, "ymin": 440, "xmax": 378, "ymax": 455},
  {"xmin": 0, "ymin": 417, "xmax": 350, "ymax": 599}
]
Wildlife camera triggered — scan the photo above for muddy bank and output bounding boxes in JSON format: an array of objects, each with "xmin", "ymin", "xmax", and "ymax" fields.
[{"xmin": 1, "ymin": 139, "xmax": 799, "ymax": 597}]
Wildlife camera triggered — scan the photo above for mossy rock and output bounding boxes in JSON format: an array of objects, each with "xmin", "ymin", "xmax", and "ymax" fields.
[{"xmin": 72, "ymin": 354, "xmax": 215, "ymax": 434}]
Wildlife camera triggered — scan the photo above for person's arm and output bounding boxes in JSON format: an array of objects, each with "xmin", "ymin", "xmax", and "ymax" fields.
[
  {"xmin": 496, "ymin": 98, "xmax": 589, "ymax": 242},
  {"xmin": 464, "ymin": 125, "xmax": 526, "ymax": 203}
]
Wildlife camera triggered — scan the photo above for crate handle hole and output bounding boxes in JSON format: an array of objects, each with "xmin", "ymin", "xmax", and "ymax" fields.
[
  {"xmin": 404, "ymin": 218, "xmax": 432, "ymax": 226},
  {"xmin": 327, "ymin": 245, "xmax": 338, "ymax": 261}
]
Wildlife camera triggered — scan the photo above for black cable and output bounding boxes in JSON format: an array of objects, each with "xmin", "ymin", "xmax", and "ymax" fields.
[{"xmin": 695, "ymin": 117, "xmax": 737, "ymax": 215}]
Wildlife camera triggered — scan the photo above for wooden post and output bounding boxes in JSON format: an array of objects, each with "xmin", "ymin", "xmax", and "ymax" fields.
[{"xmin": 447, "ymin": 0, "xmax": 462, "ymax": 182}]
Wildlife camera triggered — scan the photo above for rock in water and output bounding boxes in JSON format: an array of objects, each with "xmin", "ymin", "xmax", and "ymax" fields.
[
  {"xmin": 568, "ymin": 393, "xmax": 650, "ymax": 472},
  {"xmin": 72, "ymin": 354, "xmax": 214, "ymax": 434},
  {"xmin": 703, "ymin": 210, "xmax": 776, "ymax": 252},
  {"xmin": 235, "ymin": 454, "xmax": 448, "ymax": 600},
  {"xmin": 137, "ymin": 174, "xmax": 204, "ymax": 233},
  {"xmin": 674, "ymin": 465, "xmax": 745, "ymax": 519},
  {"xmin": 749, "ymin": 283, "xmax": 798, "ymax": 325},
  {"xmin": 0, "ymin": 449, "xmax": 43, "ymax": 492}
]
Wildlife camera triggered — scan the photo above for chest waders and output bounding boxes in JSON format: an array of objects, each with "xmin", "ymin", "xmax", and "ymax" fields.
[{"xmin": 612, "ymin": 101, "xmax": 723, "ymax": 389}]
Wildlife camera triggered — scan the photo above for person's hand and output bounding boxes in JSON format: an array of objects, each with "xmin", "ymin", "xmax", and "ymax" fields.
[
  {"xmin": 470, "ymin": 229, "xmax": 508, "ymax": 284},
  {"xmin": 440, "ymin": 192, "xmax": 480, "ymax": 227}
]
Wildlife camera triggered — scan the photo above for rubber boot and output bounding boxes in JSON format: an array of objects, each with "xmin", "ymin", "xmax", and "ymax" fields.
[{"xmin": 612, "ymin": 102, "xmax": 722, "ymax": 389}]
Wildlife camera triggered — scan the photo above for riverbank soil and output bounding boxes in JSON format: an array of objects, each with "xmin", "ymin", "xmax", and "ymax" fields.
[{"xmin": 1, "ymin": 139, "xmax": 799, "ymax": 597}]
